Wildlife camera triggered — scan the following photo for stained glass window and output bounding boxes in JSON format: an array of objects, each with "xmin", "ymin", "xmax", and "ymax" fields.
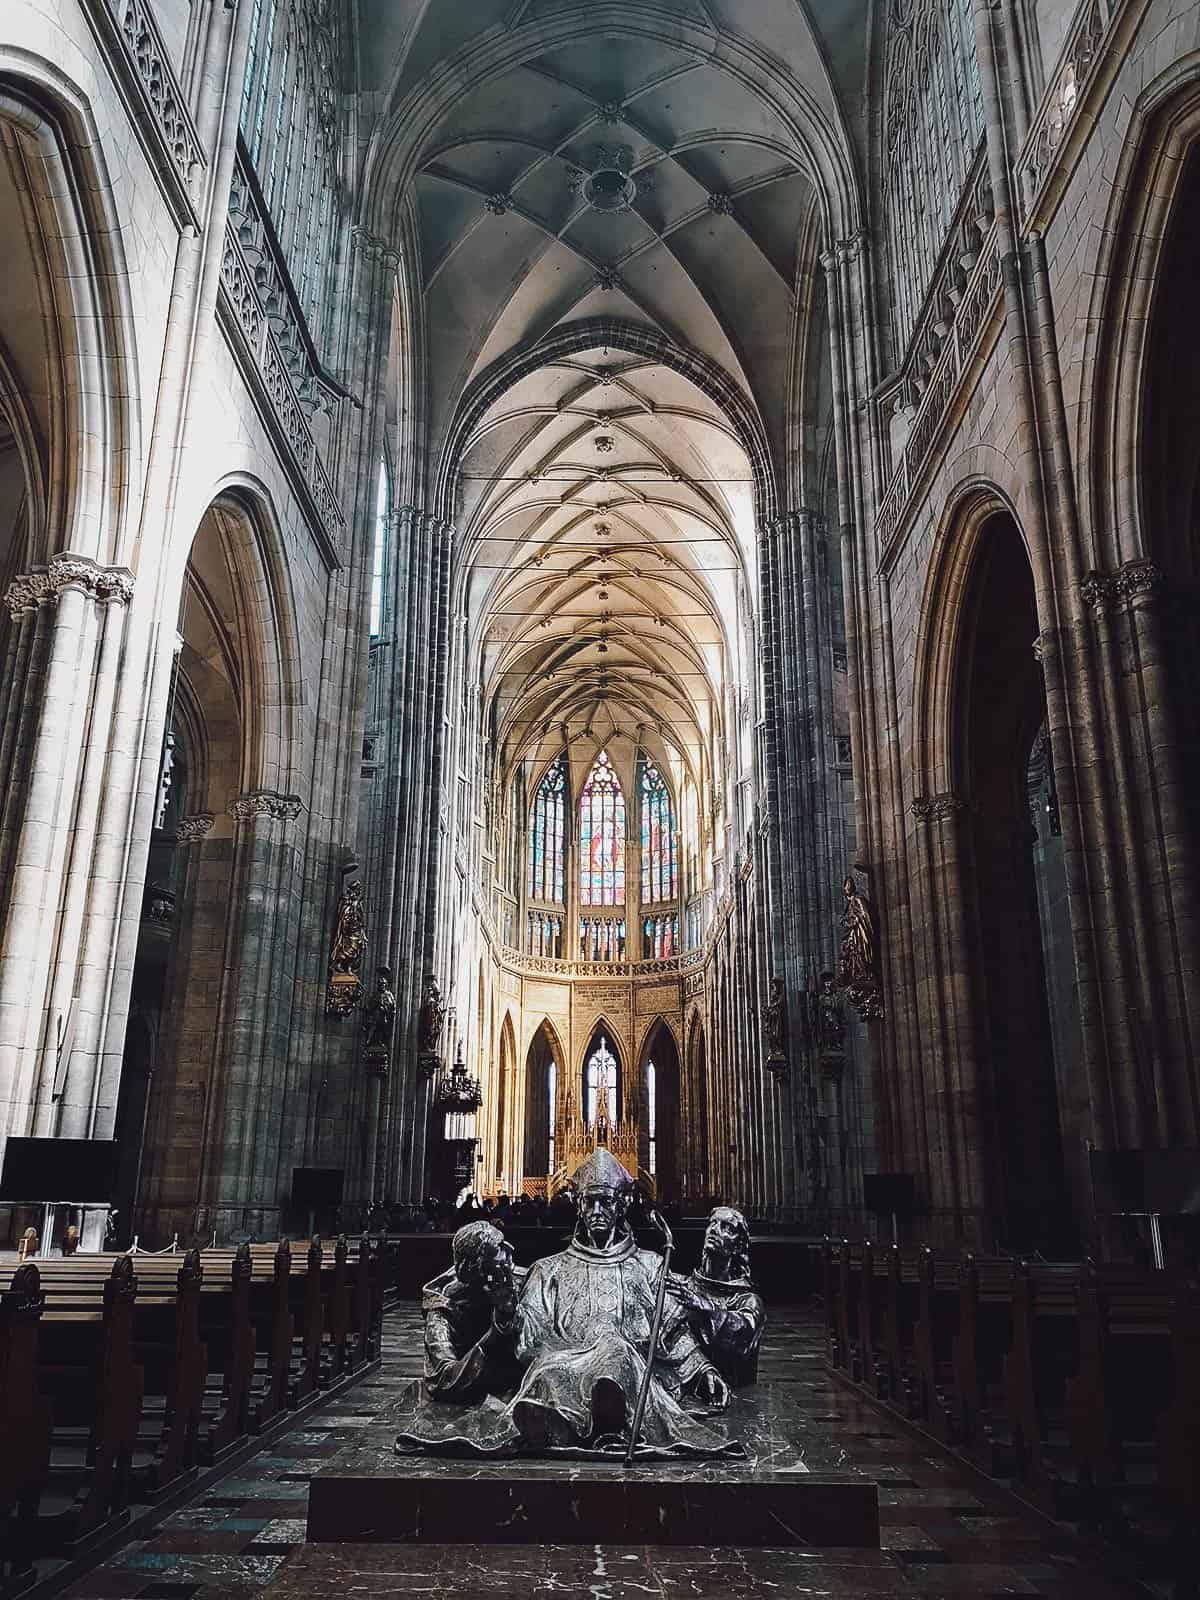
[
  {"xmin": 369, "ymin": 458, "xmax": 387, "ymax": 637},
  {"xmin": 639, "ymin": 756, "xmax": 677, "ymax": 904},
  {"xmin": 528, "ymin": 756, "xmax": 566, "ymax": 904},
  {"xmin": 580, "ymin": 751, "xmax": 625, "ymax": 905},
  {"xmin": 642, "ymin": 913, "xmax": 679, "ymax": 960},
  {"xmin": 585, "ymin": 1035, "xmax": 619, "ymax": 1125},
  {"xmin": 884, "ymin": 0, "xmax": 985, "ymax": 354}
]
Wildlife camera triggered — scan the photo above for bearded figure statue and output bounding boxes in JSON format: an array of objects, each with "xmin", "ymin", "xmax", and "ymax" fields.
[{"xmin": 670, "ymin": 1206, "xmax": 765, "ymax": 1386}]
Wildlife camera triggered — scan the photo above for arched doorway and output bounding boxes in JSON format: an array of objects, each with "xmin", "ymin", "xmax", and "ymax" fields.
[
  {"xmin": 638, "ymin": 1020, "xmax": 681, "ymax": 1202},
  {"xmin": 523, "ymin": 1020, "xmax": 561, "ymax": 1191},
  {"xmin": 960, "ymin": 511, "xmax": 1075, "ymax": 1252}
]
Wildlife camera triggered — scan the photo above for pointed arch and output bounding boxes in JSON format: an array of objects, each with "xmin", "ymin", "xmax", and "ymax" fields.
[
  {"xmin": 579, "ymin": 1020, "xmax": 623, "ymax": 1124},
  {"xmin": 180, "ymin": 482, "xmax": 305, "ymax": 800},
  {"xmin": 522, "ymin": 1016, "xmax": 564, "ymax": 1182},
  {"xmin": 638, "ymin": 1016, "xmax": 681, "ymax": 1200},
  {"xmin": 686, "ymin": 1010, "xmax": 710, "ymax": 1202},
  {"xmin": 437, "ymin": 318, "xmax": 778, "ymax": 525},
  {"xmin": 0, "ymin": 67, "xmax": 139, "ymax": 565},
  {"xmin": 494, "ymin": 1010, "xmax": 517, "ymax": 1187}
]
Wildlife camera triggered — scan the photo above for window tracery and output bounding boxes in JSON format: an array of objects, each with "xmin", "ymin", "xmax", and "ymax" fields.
[
  {"xmin": 585, "ymin": 1035, "xmax": 620, "ymax": 1125},
  {"xmin": 884, "ymin": 0, "xmax": 985, "ymax": 353},
  {"xmin": 639, "ymin": 755, "xmax": 677, "ymax": 905},
  {"xmin": 580, "ymin": 750, "xmax": 625, "ymax": 906},
  {"xmin": 238, "ymin": 0, "xmax": 342, "ymax": 348},
  {"xmin": 528, "ymin": 755, "xmax": 566, "ymax": 905},
  {"xmin": 369, "ymin": 457, "xmax": 387, "ymax": 637}
]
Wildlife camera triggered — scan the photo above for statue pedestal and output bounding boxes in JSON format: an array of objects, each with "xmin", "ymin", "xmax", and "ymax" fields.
[{"xmin": 305, "ymin": 1382, "xmax": 879, "ymax": 1548}]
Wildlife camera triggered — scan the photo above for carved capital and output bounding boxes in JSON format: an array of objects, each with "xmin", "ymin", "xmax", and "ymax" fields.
[
  {"xmin": 228, "ymin": 789, "xmax": 303, "ymax": 823},
  {"xmin": 1113, "ymin": 558, "xmax": 1165, "ymax": 602},
  {"xmin": 1082, "ymin": 560, "xmax": 1165, "ymax": 617},
  {"xmin": 97, "ymin": 567, "xmax": 136, "ymax": 606},
  {"xmin": 910, "ymin": 791, "xmax": 968, "ymax": 823},
  {"xmin": 5, "ymin": 559, "xmax": 134, "ymax": 616},
  {"xmin": 4, "ymin": 571, "xmax": 52, "ymax": 616},
  {"xmin": 1080, "ymin": 570, "xmax": 1114, "ymax": 614},
  {"xmin": 176, "ymin": 812, "xmax": 215, "ymax": 844}
]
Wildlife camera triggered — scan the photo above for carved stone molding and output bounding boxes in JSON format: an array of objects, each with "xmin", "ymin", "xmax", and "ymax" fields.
[
  {"xmin": 5, "ymin": 559, "xmax": 134, "ymax": 616},
  {"xmin": 228, "ymin": 790, "xmax": 303, "ymax": 824},
  {"xmin": 1114, "ymin": 559, "xmax": 1165, "ymax": 602},
  {"xmin": 910, "ymin": 792, "xmax": 968, "ymax": 823},
  {"xmin": 4, "ymin": 572, "xmax": 52, "ymax": 616},
  {"xmin": 351, "ymin": 226, "xmax": 401, "ymax": 267},
  {"xmin": 176, "ymin": 812, "xmax": 215, "ymax": 844},
  {"xmin": 1081, "ymin": 559, "xmax": 1166, "ymax": 616},
  {"xmin": 1080, "ymin": 570, "xmax": 1112, "ymax": 613}
]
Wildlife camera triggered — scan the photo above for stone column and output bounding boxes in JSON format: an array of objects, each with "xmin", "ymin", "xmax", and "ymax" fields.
[
  {"xmin": 196, "ymin": 789, "xmax": 303, "ymax": 1239},
  {"xmin": 0, "ymin": 558, "xmax": 134, "ymax": 1157}
]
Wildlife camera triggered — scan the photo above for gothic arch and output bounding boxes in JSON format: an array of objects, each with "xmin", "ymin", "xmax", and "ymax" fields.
[
  {"xmin": 522, "ymin": 1016, "xmax": 564, "ymax": 1182},
  {"xmin": 1079, "ymin": 57, "xmax": 1200, "ymax": 566},
  {"xmin": 686, "ymin": 1009, "xmax": 710, "ymax": 1200},
  {"xmin": 909, "ymin": 489, "xmax": 1078, "ymax": 1249},
  {"xmin": 910, "ymin": 480, "xmax": 1024, "ymax": 797},
  {"xmin": 438, "ymin": 318, "xmax": 780, "ymax": 526},
  {"xmin": 0, "ymin": 69, "xmax": 138, "ymax": 564},
  {"xmin": 0, "ymin": 338, "xmax": 46, "ymax": 580},
  {"xmin": 493, "ymin": 1010, "xmax": 518, "ymax": 1187},
  {"xmin": 180, "ymin": 486, "xmax": 304, "ymax": 800}
]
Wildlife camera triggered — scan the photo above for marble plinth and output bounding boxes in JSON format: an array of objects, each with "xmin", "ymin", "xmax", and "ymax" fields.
[{"xmin": 305, "ymin": 1382, "xmax": 880, "ymax": 1548}]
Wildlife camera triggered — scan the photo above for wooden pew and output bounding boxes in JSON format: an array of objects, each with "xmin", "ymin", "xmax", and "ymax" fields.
[
  {"xmin": 253, "ymin": 1241, "xmax": 294, "ymax": 1431},
  {"xmin": 0, "ymin": 1235, "xmax": 381, "ymax": 1580},
  {"xmin": 31, "ymin": 1253, "xmax": 145, "ymax": 1551},
  {"xmin": 323, "ymin": 1235, "xmax": 352, "ymax": 1383},
  {"xmin": 952, "ymin": 1254, "xmax": 1015, "ymax": 1472},
  {"xmin": 1063, "ymin": 1262, "xmax": 1173, "ymax": 1514},
  {"xmin": 202, "ymin": 1243, "xmax": 254, "ymax": 1464},
  {"xmin": 136, "ymin": 1248, "xmax": 207, "ymax": 1497},
  {"xmin": 836, "ymin": 1241, "xmax": 860, "ymax": 1379},
  {"xmin": 0, "ymin": 1264, "xmax": 51, "ymax": 1589},
  {"xmin": 1158, "ymin": 1275, "xmax": 1200, "ymax": 1576},
  {"xmin": 911, "ymin": 1247, "xmax": 961, "ymax": 1440},
  {"xmin": 1002, "ymin": 1260, "xmax": 1080, "ymax": 1512},
  {"xmin": 855, "ymin": 1241, "xmax": 887, "ymax": 1396},
  {"xmin": 878, "ymin": 1244, "xmax": 923, "ymax": 1413},
  {"xmin": 821, "ymin": 1237, "xmax": 840, "ymax": 1366}
]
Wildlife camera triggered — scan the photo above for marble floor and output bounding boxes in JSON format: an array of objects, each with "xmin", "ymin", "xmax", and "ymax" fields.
[{"xmin": 57, "ymin": 1307, "xmax": 1148, "ymax": 1600}]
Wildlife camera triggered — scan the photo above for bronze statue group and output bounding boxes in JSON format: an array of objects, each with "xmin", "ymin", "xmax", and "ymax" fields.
[{"xmin": 395, "ymin": 1147, "xmax": 765, "ymax": 1460}]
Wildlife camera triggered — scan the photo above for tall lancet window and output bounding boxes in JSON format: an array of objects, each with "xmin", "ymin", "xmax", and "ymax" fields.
[
  {"xmin": 639, "ymin": 755, "xmax": 677, "ymax": 904},
  {"xmin": 528, "ymin": 755, "xmax": 567, "ymax": 904},
  {"xmin": 586, "ymin": 1035, "xmax": 619, "ymax": 1125},
  {"xmin": 580, "ymin": 750, "xmax": 625, "ymax": 906}
]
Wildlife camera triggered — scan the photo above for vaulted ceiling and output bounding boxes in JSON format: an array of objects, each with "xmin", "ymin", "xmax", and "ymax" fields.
[{"xmin": 359, "ymin": 0, "xmax": 864, "ymax": 803}]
